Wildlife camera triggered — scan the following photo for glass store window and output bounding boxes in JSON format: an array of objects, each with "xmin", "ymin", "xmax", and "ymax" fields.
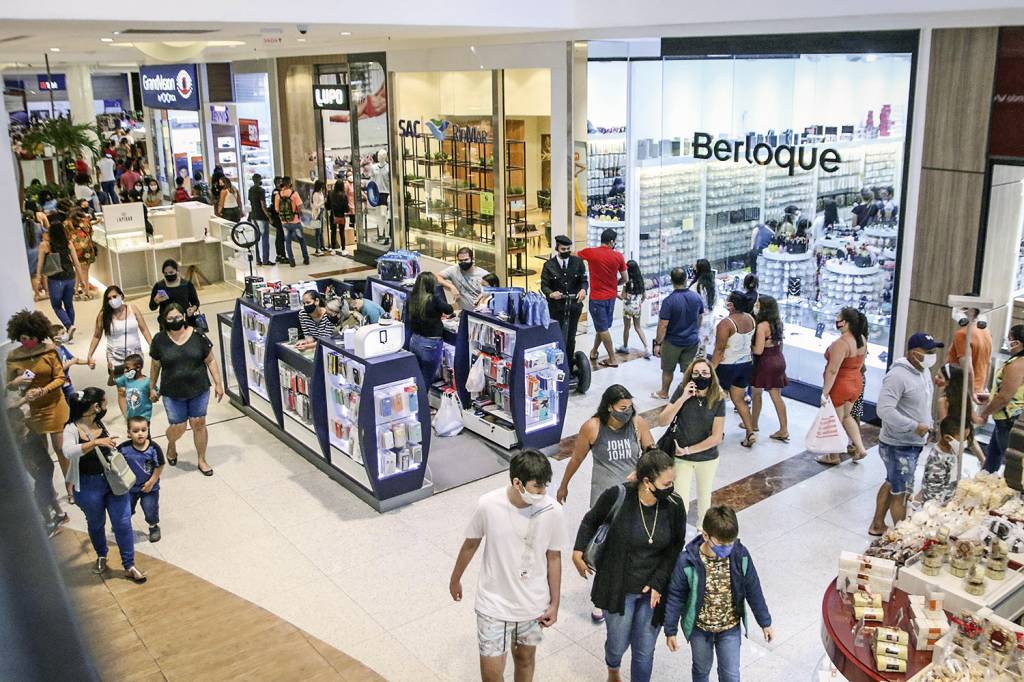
[
  {"xmin": 585, "ymin": 60, "xmax": 629, "ymax": 255},
  {"xmin": 623, "ymin": 48, "xmax": 913, "ymax": 398},
  {"xmin": 232, "ymin": 71, "xmax": 276, "ymax": 209}
]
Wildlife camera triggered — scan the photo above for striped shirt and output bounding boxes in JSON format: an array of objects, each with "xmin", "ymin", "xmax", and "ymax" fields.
[{"xmin": 298, "ymin": 310, "xmax": 335, "ymax": 341}]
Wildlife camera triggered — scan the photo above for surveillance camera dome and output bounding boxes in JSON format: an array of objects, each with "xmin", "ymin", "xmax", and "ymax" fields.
[{"xmin": 297, "ymin": 24, "xmax": 309, "ymax": 35}]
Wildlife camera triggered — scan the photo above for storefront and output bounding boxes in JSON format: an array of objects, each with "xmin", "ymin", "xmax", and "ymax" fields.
[
  {"xmin": 231, "ymin": 60, "xmax": 279, "ymax": 214},
  {"xmin": 387, "ymin": 43, "xmax": 568, "ymax": 287},
  {"xmin": 141, "ymin": 63, "xmax": 205, "ymax": 196},
  {"xmin": 276, "ymin": 53, "xmax": 391, "ymax": 259},
  {"xmin": 583, "ymin": 33, "xmax": 918, "ymax": 406}
]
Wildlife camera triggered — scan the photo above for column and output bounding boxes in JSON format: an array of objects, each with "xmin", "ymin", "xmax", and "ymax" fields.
[
  {"xmin": 65, "ymin": 64, "xmax": 98, "ymax": 147},
  {"xmin": 0, "ymin": 107, "xmax": 36, "ymax": 326}
]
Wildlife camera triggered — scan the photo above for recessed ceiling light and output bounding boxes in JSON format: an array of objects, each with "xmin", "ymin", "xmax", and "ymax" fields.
[
  {"xmin": 112, "ymin": 31, "xmax": 120, "ymax": 35},
  {"xmin": 297, "ymin": 38, "xmax": 306, "ymax": 42},
  {"xmin": 100, "ymin": 38, "xmax": 114, "ymax": 43},
  {"xmin": 340, "ymin": 32, "xmax": 351, "ymax": 36},
  {"xmin": 49, "ymin": 47, "xmax": 60, "ymax": 52}
]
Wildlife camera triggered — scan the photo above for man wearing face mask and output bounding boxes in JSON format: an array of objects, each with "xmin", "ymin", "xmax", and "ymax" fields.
[
  {"xmin": 438, "ymin": 247, "xmax": 490, "ymax": 311},
  {"xmin": 974, "ymin": 324, "xmax": 1024, "ymax": 473},
  {"xmin": 296, "ymin": 291, "xmax": 334, "ymax": 350},
  {"xmin": 869, "ymin": 332, "xmax": 942, "ymax": 536},
  {"xmin": 449, "ymin": 450, "xmax": 567, "ymax": 682},
  {"xmin": 541, "ymin": 235, "xmax": 588, "ymax": 361}
]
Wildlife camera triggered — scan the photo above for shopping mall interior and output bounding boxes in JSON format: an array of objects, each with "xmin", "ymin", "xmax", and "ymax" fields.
[{"xmin": 5, "ymin": 3, "xmax": 1024, "ymax": 681}]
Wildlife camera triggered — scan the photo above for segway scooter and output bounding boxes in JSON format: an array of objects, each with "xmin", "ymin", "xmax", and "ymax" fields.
[{"xmin": 558, "ymin": 295, "xmax": 591, "ymax": 394}]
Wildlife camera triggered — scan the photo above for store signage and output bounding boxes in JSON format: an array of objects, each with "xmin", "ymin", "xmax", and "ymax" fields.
[
  {"xmin": 140, "ymin": 64, "xmax": 198, "ymax": 111},
  {"xmin": 37, "ymin": 74, "xmax": 66, "ymax": 91},
  {"xmin": 990, "ymin": 26, "xmax": 1024, "ymax": 159},
  {"xmin": 210, "ymin": 105, "xmax": 231, "ymax": 124},
  {"xmin": 398, "ymin": 118, "xmax": 488, "ymax": 144},
  {"xmin": 692, "ymin": 132, "xmax": 841, "ymax": 176},
  {"xmin": 101, "ymin": 202, "xmax": 145, "ymax": 235},
  {"xmin": 239, "ymin": 118, "xmax": 260, "ymax": 148},
  {"xmin": 4, "ymin": 78, "xmax": 25, "ymax": 91},
  {"xmin": 312, "ymin": 84, "xmax": 350, "ymax": 110}
]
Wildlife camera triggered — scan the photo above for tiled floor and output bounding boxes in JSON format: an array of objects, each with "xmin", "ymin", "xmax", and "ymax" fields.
[{"xmin": 38, "ymin": 277, "xmax": 967, "ymax": 681}]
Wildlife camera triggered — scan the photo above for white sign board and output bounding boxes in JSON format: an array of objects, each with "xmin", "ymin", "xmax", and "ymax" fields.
[{"xmin": 101, "ymin": 202, "xmax": 145, "ymax": 235}]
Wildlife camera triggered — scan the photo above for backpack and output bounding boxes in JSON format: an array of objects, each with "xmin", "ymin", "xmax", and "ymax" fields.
[{"xmin": 279, "ymin": 190, "xmax": 298, "ymax": 222}]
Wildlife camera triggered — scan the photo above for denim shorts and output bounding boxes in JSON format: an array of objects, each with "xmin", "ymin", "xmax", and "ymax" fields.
[
  {"xmin": 589, "ymin": 298, "xmax": 616, "ymax": 333},
  {"xmin": 716, "ymin": 361, "xmax": 753, "ymax": 390},
  {"xmin": 878, "ymin": 442, "xmax": 923, "ymax": 495},
  {"xmin": 163, "ymin": 390, "xmax": 210, "ymax": 425},
  {"xmin": 476, "ymin": 612, "xmax": 543, "ymax": 657}
]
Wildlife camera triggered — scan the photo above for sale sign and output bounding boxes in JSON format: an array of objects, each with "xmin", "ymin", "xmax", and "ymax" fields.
[{"xmin": 239, "ymin": 118, "xmax": 260, "ymax": 148}]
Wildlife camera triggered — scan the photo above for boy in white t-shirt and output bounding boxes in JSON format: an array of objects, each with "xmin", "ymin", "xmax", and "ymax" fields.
[{"xmin": 449, "ymin": 449, "xmax": 567, "ymax": 681}]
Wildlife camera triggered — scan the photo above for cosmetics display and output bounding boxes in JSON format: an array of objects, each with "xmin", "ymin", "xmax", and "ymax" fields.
[{"xmin": 454, "ymin": 309, "xmax": 568, "ymax": 450}]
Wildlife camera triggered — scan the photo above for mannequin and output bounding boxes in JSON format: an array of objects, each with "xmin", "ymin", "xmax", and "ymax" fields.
[{"xmin": 370, "ymin": 149, "xmax": 391, "ymax": 244}]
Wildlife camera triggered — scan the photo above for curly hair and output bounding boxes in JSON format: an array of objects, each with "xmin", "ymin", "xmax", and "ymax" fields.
[{"xmin": 6, "ymin": 309, "xmax": 54, "ymax": 342}]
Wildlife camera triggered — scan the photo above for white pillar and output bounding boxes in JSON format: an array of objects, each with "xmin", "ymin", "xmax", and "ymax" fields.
[
  {"xmin": 0, "ymin": 107, "xmax": 36, "ymax": 326},
  {"xmin": 65, "ymin": 64, "xmax": 98, "ymax": 149}
]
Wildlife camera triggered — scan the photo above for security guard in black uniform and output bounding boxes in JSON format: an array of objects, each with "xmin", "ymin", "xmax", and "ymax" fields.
[{"xmin": 540, "ymin": 234, "xmax": 588, "ymax": 360}]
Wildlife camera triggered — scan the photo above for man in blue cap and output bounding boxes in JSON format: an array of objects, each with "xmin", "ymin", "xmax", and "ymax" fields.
[{"xmin": 868, "ymin": 332, "xmax": 943, "ymax": 536}]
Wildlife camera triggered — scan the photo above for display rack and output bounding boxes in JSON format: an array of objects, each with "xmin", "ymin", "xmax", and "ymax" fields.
[
  {"xmin": 454, "ymin": 309, "xmax": 568, "ymax": 450},
  {"xmin": 505, "ymin": 124, "xmax": 529, "ymax": 277},
  {"xmin": 764, "ymin": 164, "xmax": 816, "ymax": 223},
  {"xmin": 636, "ymin": 162, "xmax": 702, "ymax": 279},
  {"xmin": 276, "ymin": 342, "xmax": 324, "ymax": 461},
  {"xmin": 755, "ymin": 250, "xmax": 818, "ymax": 303},
  {"xmin": 216, "ymin": 311, "xmax": 242, "ymax": 404},
  {"xmin": 586, "ymin": 134, "xmax": 627, "ymax": 209},
  {"xmin": 229, "ymin": 298, "xmax": 299, "ymax": 427},
  {"xmin": 704, "ymin": 164, "xmax": 761, "ymax": 271}
]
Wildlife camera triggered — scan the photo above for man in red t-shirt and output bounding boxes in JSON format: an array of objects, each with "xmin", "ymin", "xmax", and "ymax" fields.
[{"xmin": 578, "ymin": 228, "xmax": 626, "ymax": 368}]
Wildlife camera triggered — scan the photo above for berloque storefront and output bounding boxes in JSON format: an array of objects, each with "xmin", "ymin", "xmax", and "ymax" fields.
[{"xmin": 582, "ymin": 31, "xmax": 919, "ymax": 408}]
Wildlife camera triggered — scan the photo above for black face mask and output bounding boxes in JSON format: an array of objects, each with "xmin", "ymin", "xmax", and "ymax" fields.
[
  {"xmin": 166, "ymin": 318, "xmax": 186, "ymax": 331},
  {"xmin": 649, "ymin": 483, "xmax": 674, "ymax": 502},
  {"xmin": 95, "ymin": 407, "xmax": 107, "ymax": 421},
  {"xmin": 458, "ymin": 261, "xmax": 473, "ymax": 271},
  {"xmin": 303, "ymin": 304, "xmax": 318, "ymax": 315},
  {"xmin": 693, "ymin": 375, "xmax": 713, "ymax": 390},
  {"xmin": 557, "ymin": 250, "xmax": 571, "ymax": 259},
  {"xmin": 165, "ymin": 272, "xmax": 178, "ymax": 282}
]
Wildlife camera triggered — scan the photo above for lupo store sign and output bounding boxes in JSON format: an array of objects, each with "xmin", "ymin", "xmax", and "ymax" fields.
[
  {"xmin": 312, "ymin": 84, "xmax": 350, "ymax": 110},
  {"xmin": 692, "ymin": 132, "xmax": 841, "ymax": 176},
  {"xmin": 140, "ymin": 64, "xmax": 199, "ymax": 111}
]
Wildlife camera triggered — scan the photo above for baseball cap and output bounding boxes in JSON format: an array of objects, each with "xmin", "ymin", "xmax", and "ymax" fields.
[{"xmin": 907, "ymin": 332, "xmax": 944, "ymax": 352}]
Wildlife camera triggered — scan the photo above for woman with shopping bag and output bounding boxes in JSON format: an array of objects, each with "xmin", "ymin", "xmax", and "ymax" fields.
[{"xmin": 815, "ymin": 308, "xmax": 869, "ymax": 465}]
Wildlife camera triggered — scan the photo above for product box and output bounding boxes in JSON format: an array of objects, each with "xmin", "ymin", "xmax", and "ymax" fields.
[
  {"xmin": 839, "ymin": 552, "xmax": 898, "ymax": 579},
  {"xmin": 908, "ymin": 595, "xmax": 949, "ymax": 651},
  {"xmin": 839, "ymin": 571, "xmax": 895, "ymax": 602}
]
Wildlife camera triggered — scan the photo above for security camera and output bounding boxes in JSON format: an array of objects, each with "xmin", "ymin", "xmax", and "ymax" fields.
[{"xmin": 297, "ymin": 24, "xmax": 309, "ymax": 35}]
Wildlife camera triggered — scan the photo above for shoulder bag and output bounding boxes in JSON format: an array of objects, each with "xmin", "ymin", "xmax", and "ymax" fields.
[
  {"xmin": 86, "ymin": 426, "xmax": 135, "ymax": 495},
  {"xmin": 583, "ymin": 484, "xmax": 627, "ymax": 569},
  {"xmin": 657, "ymin": 412, "xmax": 679, "ymax": 455},
  {"xmin": 42, "ymin": 251, "xmax": 63, "ymax": 277}
]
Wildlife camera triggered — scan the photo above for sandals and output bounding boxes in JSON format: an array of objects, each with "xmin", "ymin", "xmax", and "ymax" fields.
[
  {"xmin": 650, "ymin": 392, "xmax": 669, "ymax": 400},
  {"xmin": 741, "ymin": 432, "xmax": 757, "ymax": 448},
  {"xmin": 598, "ymin": 360, "xmax": 619, "ymax": 369},
  {"xmin": 815, "ymin": 455, "xmax": 840, "ymax": 466},
  {"xmin": 589, "ymin": 352, "xmax": 599, "ymax": 363},
  {"xmin": 769, "ymin": 432, "xmax": 790, "ymax": 443}
]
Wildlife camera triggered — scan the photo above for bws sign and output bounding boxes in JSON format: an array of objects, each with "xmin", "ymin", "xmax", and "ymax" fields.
[
  {"xmin": 692, "ymin": 132, "xmax": 841, "ymax": 176},
  {"xmin": 140, "ymin": 64, "xmax": 198, "ymax": 111},
  {"xmin": 312, "ymin": 84, "xmax": 350, "ymax": 110}
]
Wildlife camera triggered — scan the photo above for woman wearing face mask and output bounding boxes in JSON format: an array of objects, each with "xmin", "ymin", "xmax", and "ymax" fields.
[
  {"xmin": 86, "ymin": 285, "xmax": 153, "ymax": 385},
  {"xmin": 816, "ymin": 307, "xmax": 870, "ymax": 465},
  {"xmin": 143, "ymin": 177, "xmax": 163, "ymax": 208},
  {"xmin": 149, "ymin": 258, "xmax": 201, "ymax": 328},
  {"xmin": 149, "ymin": 303, "xmax": 224, "ymax": 475},
  {"xmin": 572, "ymin": 449, "xmax": 687, "ymax": 682},
  {"xmin": 35, "ymin": 210, "xmax": 84, "ymax": 335},
  {"xmin": 973, "ymin": 324, "xmax": 1024, "ymax": 473},
  {"xmin": 62, "ymin": 387, "xmax": 147, "ymax": 582},
  {"xmin": 6, "ymin": 309, "xmax": 71, "ymax": 480},
  {"xmin": 657, "ymin": 357, "xmax": 726, "ymax": 527},
  {"xmin": 296, "ymin": 291, "xmax": 335, "ymax": 350},
  {"xmin": 711, "ymin": 291, "xmax": 757, "ymax": 447}
]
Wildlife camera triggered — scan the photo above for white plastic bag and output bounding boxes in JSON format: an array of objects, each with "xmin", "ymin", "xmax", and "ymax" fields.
[
  {"xmin": 466, "ymin": 354, "xmax": 486, "ymax": 393},
  {"xmin": 433, "ymin": 392, "xmax": 464, "ymax": 437},
  {"xmin": 805, "ymin": 398, "xmax": 850, "ymax": 454}
]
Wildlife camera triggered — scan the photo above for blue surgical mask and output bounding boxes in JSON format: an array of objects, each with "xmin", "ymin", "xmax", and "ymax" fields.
[{"xmin": 707, "ymin": 536, "xmax": 734, "ymax": 559}]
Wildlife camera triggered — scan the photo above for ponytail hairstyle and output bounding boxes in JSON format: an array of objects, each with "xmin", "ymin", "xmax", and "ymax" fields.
[
  {"xmin": 838, "ymin": 307, "xmax": 869, "ymax": 348},
  {"xmin": 67, "ymin": 387, "xmax": 106, "ymax": 424},
  {"xmin": 690, "ymin": 258, "xmax": 715, "ymax": 308},
  {"xmin": 635, "ymin": 448, "xmax": 675, "ymax": 491}
]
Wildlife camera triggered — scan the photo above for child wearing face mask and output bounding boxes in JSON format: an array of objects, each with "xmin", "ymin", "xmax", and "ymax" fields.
[
  {"xmin": 663, "ymin": 505, "xmax": 774, "ymax": 682},
  {"xmin": 51, "ymin": 324, "xmax": 89, "ymax": 402},
  {"xmin": 920, "ymin": 417, "xmax": 973, "ymax": 505},
  {"xmin": 114, "ymin": 354, "xmax": 152, "ymax": 422}
]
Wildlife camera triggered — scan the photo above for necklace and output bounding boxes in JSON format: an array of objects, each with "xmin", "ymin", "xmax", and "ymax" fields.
[{"xmin": 639, "ymin": 496, "xmax": 659, "ymax": 544}]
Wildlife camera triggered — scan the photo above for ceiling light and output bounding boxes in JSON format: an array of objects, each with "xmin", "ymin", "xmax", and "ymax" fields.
[
  {"xmin": 100, "ymin": 38, "xmax": 114, "ymax": 43},
  {"xmin": 297, "ymin": 38, "xmax": 306, "ymax": 42},
  {"xmin": 865, "ymin": 54, "xmax": 878, "ymax": 62},
  {"xmin": 112, "ymin": 31, "xmax": 120, "ymax": 35},
  {"xmin": 49, "ymin": 47, "xmax": 60, "ymax": 52},
  {"xmin": 340, "ymin": 32, "xmax": 351, "ymax": 36}
]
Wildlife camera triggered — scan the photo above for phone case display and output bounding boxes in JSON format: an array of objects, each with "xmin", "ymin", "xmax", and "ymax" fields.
[
  {"xmin": 280, "ymin": 361, "xmax": 313, "ymax": 427},
  {"xmin": 229, "ymin": 298, "xmax": 300, "ymax": 427},
  {"xmin": 322, "ymin": 347, "xmax": 366, "ymax": 465},
  {"xmin": 240, "ymin": 307, "xmax": 270, "ymax": 400},
  {"xmin": 368, "ymin": 277, "xmax": 408, "ymax": 323},
  {"xmin": 704, "ymin": 164, "xmax": 761, "ymax": 269},
  {"xmin": 637, "ymin": 163, "xmax": 701, "ymax": 278},
  {"xmin": 372, "ymin": 379, "xmax": 424, "ymax": 478},
  {"xmin": 454, "ymin": 310, "xmax": 568, "ymax": 450},
  {"xmin": 217, "ymin": 312, "xmax": 242, "ymax": 403}
]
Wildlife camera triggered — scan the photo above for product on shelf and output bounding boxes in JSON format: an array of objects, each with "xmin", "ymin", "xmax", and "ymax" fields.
[
  {"xmin": 838, "ymin": 550, "xmax": 897, "ymax": 602},
  {"xmin": 636, "ymin": 163, "xmax": 700, "ymax": 277},
  {"xmin": 373, "ymin": 378, "xmax": 423, "ymax": 478},
  {"xmin": 323, "ymin": 347, "xmax": 365, "ymax": 464},
  {"xmin": 279, "ymin": 362, "xmax": 313, "ymax": 426},
  {"xmin": 523, "ymin": 343, "xmax": 563, "ymax": 433},
  {"xmin": 241, "ymin": 307, "xmax": 270, "ymax": 400}
]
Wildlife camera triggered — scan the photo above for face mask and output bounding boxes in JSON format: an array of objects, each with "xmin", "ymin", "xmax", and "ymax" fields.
[
  {"xmin": 125, "ymin": 369, "xmax": 137, "ymax": 380},
  {"xmin": 516, "ymin": 483, "xmax": 546, "ymax": 506},
  {"xmin": 945, "ymin": 437, "xmax": 962, "ymax": 453},
  {"xmin": 95, "ymin": 407, "xmax": 107, "ymax": 421},
  {"xmin": 707, "ymin": 537, "xmax": 734, "ymax": 559},
  {"xmin": 303, "ymin": 304, "xmax": 318, "ymax": 315},
  {"xmin": 693, "ymin": 375, "xmax": 712, "ymax": 390},
  {"xmin": 557, "ymin": 250, "xmax": 571, "ymax": 259},
  {"xmin": 55, "ymin": 334, "xmax": 70, "ymax": 344},
  {"xmin": 166, "ymin": 318, "xmax": 186, "ymax": 331},
  {"xmin": 165, "ymin": 272, "xmax": 178, "ymax": 282},
  {"xmin": 458, "ymin": 261, "xmax": 473, "ymax": 271},
  {"xmin": 649, "ymin": 483, "xmax": 675, "ymax": 502},
  {"xmin": 920, "ymin": 353, "xmax": 938, "ymax": 369},
  {"xmin": 20, "ymin": 339, "xmax": 39, "ymax": 350},
  {"xmin": 610, "ymin": 406, "xmax": 634, "ymax": 423},
  {"xmin": 835, "ymin": 322, "xmax": 845, "ymax": 331},
  {"xmin": 108, "ymin": 296, "xmax": 124, "ymax": 310}
]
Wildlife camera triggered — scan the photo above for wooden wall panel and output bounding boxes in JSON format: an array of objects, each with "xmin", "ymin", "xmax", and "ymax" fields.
[
  {"xmin": 905, "ymin": 299, "xmax": 959, "ymax": 355},
  {"xmin": 922, "ymin": 27, "xmax": 998, "ymax": 173},
  {"xmin": 910, "ymin": 168, "xmax": 985, "ymax": 306}
]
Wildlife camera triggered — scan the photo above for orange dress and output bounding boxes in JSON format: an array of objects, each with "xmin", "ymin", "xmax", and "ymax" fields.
[{"xmin": 825, "ymin": 347, "xmax": 865, "ymax": 406}]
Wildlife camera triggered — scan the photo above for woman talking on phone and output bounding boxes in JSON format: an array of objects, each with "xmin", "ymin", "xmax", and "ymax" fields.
[{"xmin": 148, "ymin": 259, "xmax": 200, "ymax": 328}]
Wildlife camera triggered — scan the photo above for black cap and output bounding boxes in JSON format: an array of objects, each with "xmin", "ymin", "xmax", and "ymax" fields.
[{"xmin": 554, "ymin": 235, "xmax": 572, "ymax": 247}]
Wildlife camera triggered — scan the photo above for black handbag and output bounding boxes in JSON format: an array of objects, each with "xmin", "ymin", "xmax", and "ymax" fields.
[
  {"xmin": 42, "ymin": 252, "xmax": 63, "ymax": 277},
  {"xmin": 582, "ymin": 484, "xmax": 627, "ymax": 569},
  {"xmin": 657, "ymin": 415, "xmax": 678, "ymax": 454}
]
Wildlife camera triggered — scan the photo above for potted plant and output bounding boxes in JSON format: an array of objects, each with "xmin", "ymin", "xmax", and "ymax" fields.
[{"xmin": 21, "ymin": 117, "xmax": 100, "ymax": 181}]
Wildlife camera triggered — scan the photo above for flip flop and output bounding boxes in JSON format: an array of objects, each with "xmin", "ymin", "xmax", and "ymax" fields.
[
  {"xmin": 815, "ymin": 455, "xmax": 840, "ymax": 466},
  {"xmin": 589, "ymin": 352, "xmax": 599, "ymax": 363},
  {"xmin": 650, "ymin": 392, "xmax": 669, "ymax": 400},
  {"xmin": 769, "ymin": 433, "xmax": 790, "ymax": 443},
  {"xmin": 867, "ymin": 528, "xmax": 886, "ymax": 537},
  {"xmin": 598, "ymin": 360, "xmax": 619, "ymax": 368}
]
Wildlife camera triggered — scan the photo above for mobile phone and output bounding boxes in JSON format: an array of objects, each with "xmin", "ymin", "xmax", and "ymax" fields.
[{"xmin": 22, "ymin": 370, "xmax": 36, "ymax": 381}]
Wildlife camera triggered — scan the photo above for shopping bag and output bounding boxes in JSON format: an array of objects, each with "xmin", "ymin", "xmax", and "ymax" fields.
[
  {"xmin": 805, "ymin": 398, "xmax": 850, "ymax": 454},
  {"xmin": 433, "ymin": 392, "xmax": 464, "ymax": 437},
  {"xmin": 466, "ymin": 354, "xmax": 486, "ymax": 393}
]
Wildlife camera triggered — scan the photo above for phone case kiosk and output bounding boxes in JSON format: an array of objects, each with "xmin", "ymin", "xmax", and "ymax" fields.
[
  {"xmin": 229, "ymin": 297, "xmax": 298, "ymax": 427},
  {"xmin": 454, "ymin": 310, "xmax": 568, "ymax": 450},
  {"xmin": 275, "ymin": 341, "xmax": 323, "ymax": 462},
  {"xmin": 315, "ymin": 330, "xmax": 433, "ymax": 511}
]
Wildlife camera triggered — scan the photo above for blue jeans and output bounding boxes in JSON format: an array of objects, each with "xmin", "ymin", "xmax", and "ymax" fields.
[
  {"xmin": 47, "ymin": 277, "xmax": 76, "ymax": 328},
  {"xmin": 690, "ymin": 625, "xmax": 742, "ymax": 682},
  {"xmin": 101, "ymin": 180, "xmax": 119, "ymax": 204},
  {"xmin": 878, "ymin": 442, "xmax": 923, "ymax": 495},
  {"xmin": 130, "ymin": 489, "xmax": 160, "ymax": 525},
  {"xmin": 163, "ymin": 390, "xmax": 210, "ymax": 425},
  {"xmin": 985, "ymin": 417, "xmax": 1014, "ymax": 473},
  {"xmin": 254, "ymin": 219, "xmax": 271, "ymax": 262},
  {"xmin": 409, "ymin": 334, "xmax": 443, "ymax": 387},
  {"xmin": 284, "ymin": 223, "xmax": 309, "ymax": 264},
  {"xmin": 78, "ymin": 473, "xmax": 135, "ymax": 569},
  {"xmin": 604, "ymin": 593, "xmax": 659, "ymax": 682}
]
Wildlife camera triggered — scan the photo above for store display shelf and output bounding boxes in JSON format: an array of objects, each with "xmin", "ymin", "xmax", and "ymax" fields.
[
  {"xmin": 826, "ymin": 261, "xmax": 880, "ymax": 276},
  {"xmin": 588, "ymin": 218, "xmax": 626, "ymax": 228},
  {"xmin": 896, "ymin": 555, "xmax": 1024, "ymax": 620}
]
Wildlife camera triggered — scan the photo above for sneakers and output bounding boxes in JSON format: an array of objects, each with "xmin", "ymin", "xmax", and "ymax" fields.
[
  {"xmin": 124, "ymin": 566, "xmax": 148, "ymax": 584},
  {"xmin": 148, "ymin": 524, "xmax": 161, "ymax": 543},
  {"xmin": 93, "ymin": 556, "xmax": 108, "ymax": 574}
]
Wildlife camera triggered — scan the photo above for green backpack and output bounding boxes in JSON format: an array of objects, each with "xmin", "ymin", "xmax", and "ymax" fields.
[{"xmin": 279, "ymin": 190, "xmax": 298, "ymax": 222}]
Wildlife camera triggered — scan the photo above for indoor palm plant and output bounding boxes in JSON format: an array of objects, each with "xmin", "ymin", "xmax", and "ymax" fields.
[{"xmin": 20, "ymin": 117, "xmax": 100, "ymax": 174}]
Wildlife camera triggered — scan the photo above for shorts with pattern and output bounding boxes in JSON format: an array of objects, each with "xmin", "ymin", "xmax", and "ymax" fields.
[
  {"xmin": 622, "ymin": 294, "xmax": 643, "ymax": 319},
  {"xmin": 476, "ymin": 612, "xmax": 543, "ymax": 657},
  {"xmin": 878, "ymin": 442, "xmax": 923, "ymax": 495}
]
